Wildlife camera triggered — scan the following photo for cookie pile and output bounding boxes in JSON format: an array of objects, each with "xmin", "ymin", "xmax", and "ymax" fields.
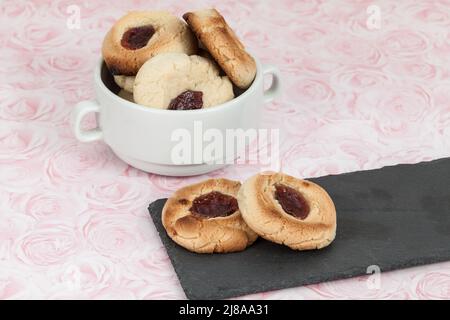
[
  {"xmin": 162, "ymin": 173, "xmax": 337, "ymax": 254},
  {"xmin": 102, "ymin": 9, "xmax": 257, "ymax": 110}
]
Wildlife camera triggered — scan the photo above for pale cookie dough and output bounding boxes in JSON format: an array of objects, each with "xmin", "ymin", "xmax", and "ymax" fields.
[
  {"xmin": 114, "ymin": 75, "xmax": 135, "ymax": 93},
  {"xmin": 102, "ymin": 11, "xmax": 197, "ymax": 76},
  {"xmin": 162, "ymin": 178, "xmax": 258, "ymax": 253},
  {"xmin": 238, "ymin": 172, "xmax": 337, "ymax": 250},
  {"xmin": 133, "ymin": 53, "xmax": 234, "ymax": 109},
  {"xmin": 183, "ymin": 8, "xmax": 256, "ymax": 89}
]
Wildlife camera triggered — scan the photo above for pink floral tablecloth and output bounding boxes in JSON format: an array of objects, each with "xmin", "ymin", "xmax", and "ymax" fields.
[{"xmin": 1, "ymin": 0, "xmax": 450, "ymax": 299}]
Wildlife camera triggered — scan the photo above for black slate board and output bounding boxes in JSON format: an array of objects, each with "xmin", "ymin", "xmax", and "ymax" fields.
[{"xmin": 148, "ymin": 158, "xmax": 450, "ymax": 300}]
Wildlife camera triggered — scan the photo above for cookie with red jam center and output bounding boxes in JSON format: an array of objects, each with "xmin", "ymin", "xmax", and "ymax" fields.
[
  {"xmin": 162, "ymin": 178, "xmax": 258, "ymax": 253},
  {"xmin": 102, "ymin": 11, "xmax": 197, "ymax": 77},
  {"xmin": 238, "ymin": 173, "xmax": 337, "ymax": 250}
]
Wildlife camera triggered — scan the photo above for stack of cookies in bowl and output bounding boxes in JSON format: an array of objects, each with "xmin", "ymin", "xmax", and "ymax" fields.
[
  {"xmin": 102, "ymin": 9, "xmax": 256, "ymax": 110},
  {"xmin": 72, "ymin": 8, "xmax": 280, "ymax": 176}
]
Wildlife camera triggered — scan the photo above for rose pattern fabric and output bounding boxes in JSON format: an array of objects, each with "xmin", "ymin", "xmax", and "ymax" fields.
[{"xmin": 1, "ymin": 0, "xmax": 450, "ymax": 299}]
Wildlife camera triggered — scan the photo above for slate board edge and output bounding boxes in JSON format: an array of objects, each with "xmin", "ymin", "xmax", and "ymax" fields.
[
  {"xmin": 147, "ymin": 158, "xmax": 450, "ymax": 300},
  {"xmin": 148, "ymin": 198, "xmax": 450, "ymax": 300},
  {"xmin": 182, "ymin": 253, "xmax": 450, "ymax": 300},
  {"xmin": 311, "ymin": 157, "xmax": 450, "ymax": 181}
]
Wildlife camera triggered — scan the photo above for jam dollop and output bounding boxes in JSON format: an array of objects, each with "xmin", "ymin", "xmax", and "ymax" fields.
[
  {"xmin": 189, "ymin": 191, "xmax": 238, "ymax": 218},
  {"xmin": 121, "ymin": 25, "xmax": 155, "ymax": 50},
  {"xmin": 168, "ymin": 90, "xmax": 203, "ymax": 110},
  {"xmin": 274, "ymin": 184, "xmax": 310, "ymax": 220}
]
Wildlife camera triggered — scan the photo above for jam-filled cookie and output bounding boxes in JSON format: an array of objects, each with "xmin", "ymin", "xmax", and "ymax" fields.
[
  {"xmin": 102, "ymin": 11, "xmax": 197, "ymax": 78},
  {"xmin": 162, "ymin": 178, "xmax": 258, "ymax": 253},
  {"xmin": 183, "ymin": 9, "xmax": 256, "ymax": 89},
  {"xmin": 133, "ymin": 53, "xmax": 234, "ymax": 109},
  {"xmin": 238, "ymin": 173, "xmax": 336, "ymax": 250}
]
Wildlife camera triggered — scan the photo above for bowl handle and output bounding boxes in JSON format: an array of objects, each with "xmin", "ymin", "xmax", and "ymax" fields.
[
  {"xmin": 262, "ymin": 64, "xmax": 282, "ymax": 104},
  {"xmin": 70, "ymin": 100, "xmax": 103, "ymax": 142}
]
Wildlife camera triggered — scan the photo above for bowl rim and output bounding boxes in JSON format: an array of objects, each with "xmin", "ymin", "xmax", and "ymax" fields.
[{"xmin": 95, "ymin": 54, "xmax": 263, "ymax": 115}]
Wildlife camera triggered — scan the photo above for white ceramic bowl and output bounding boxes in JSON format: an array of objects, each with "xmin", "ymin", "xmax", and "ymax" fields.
[{"xmin": 71, "ymin": 56, "xmax": 281, "ymax": 176}]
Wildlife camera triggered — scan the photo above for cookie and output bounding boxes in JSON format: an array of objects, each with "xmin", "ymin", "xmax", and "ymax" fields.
[
  {"xmin": 102, "ymin": 11, "xmax": 197, "ymax": 76},
  {"xmin": 114, "ymin": 75, "xmax": 135, "ymax": 93},
  {"xmin": 133, "ymin": 53, "xmax": 234, "ymax": 109},
  {"xmin": 238, "ymin": 172, "xmax": 336, "ymax": 250},
  {"xmin": 183, "ymin": 8, "xmax": 256, "ymax": 89},
  {"xmin": 162, "ymin": 178, "xmax": 258, "ymax": 253}
]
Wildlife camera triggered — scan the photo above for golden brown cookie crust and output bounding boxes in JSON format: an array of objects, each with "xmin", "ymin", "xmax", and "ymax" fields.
[
  {"xmin": 238, "ymin": 173, "xmax": 336, "ymax": 250},
  {"xmin": 102, "ymin": 11, "xmax": 197, "ymax": 76},
  {"xmin": 162, "ymin": 178, "xmax": 258, "ymax": 253},
  {"xmin": 183, "ymin": 8, "xmax": 256, "ymax": 89}
]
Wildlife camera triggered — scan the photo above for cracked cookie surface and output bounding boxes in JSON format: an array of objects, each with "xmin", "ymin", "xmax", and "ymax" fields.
[
  {"xmin": 162, "ymin": 178, "xmax": 258, "ymax": 253},
  {"xmin": 183, "ymin": 8, "xmax": 256, "ymax": 89},
  {"xmin": 133, "ymin": 53, "xmax": 234, "ymax": 109},
  {"xmin": 237, "ymin": 173, "xmax": 337, "ymax": 250}
]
